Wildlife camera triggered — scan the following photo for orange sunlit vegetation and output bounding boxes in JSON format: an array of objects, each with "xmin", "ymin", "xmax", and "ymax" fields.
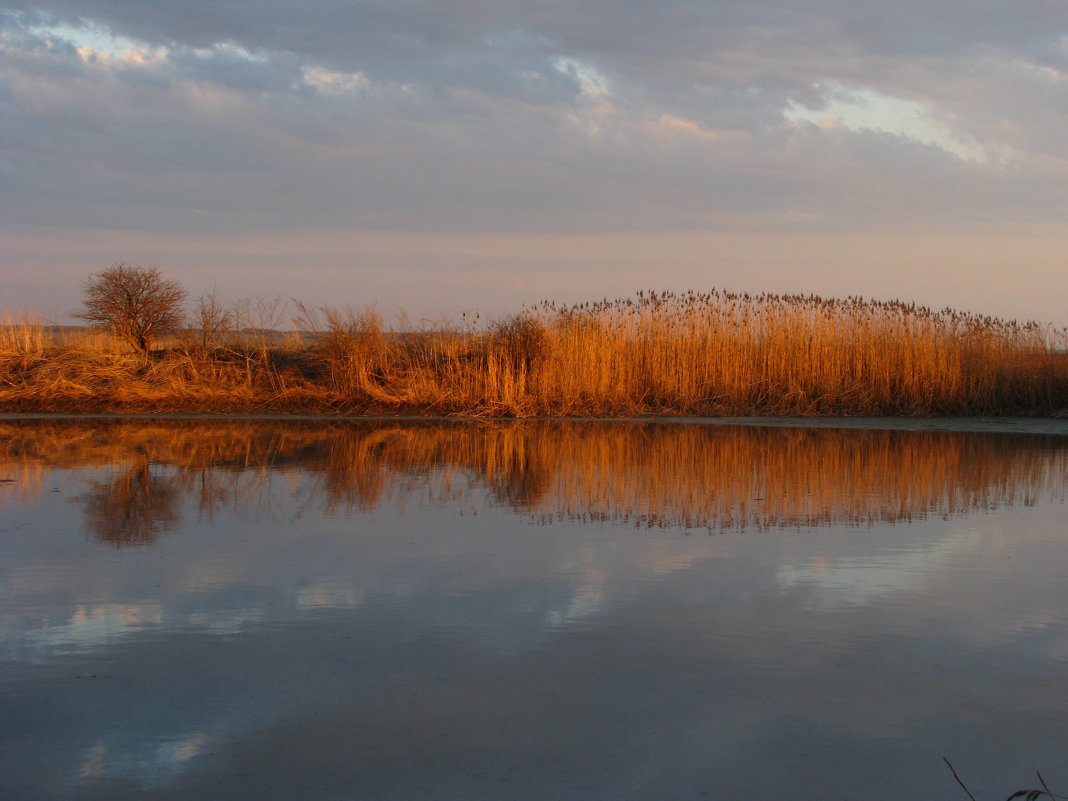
[
  {"xmin": 2, "ymin": 418, "xmax": 1065, "ymax": 544},
  {"xmin": 2, "ymin": 289, "xmax": 1067, "ymax": 416}
]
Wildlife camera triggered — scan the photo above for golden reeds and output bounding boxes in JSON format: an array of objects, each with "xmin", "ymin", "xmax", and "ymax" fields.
[{"xmin": 2, "ymin": 291, "xmax": 1066, "ymax": 416}]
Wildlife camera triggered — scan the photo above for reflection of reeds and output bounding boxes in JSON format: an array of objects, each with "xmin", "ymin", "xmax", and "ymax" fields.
[
  {"xmin": 2, "ymin": 419, "xmax": 1065, "ymax": 540},
  {"xmin": 3, "ymin": 291, "xmax": 1067, "ymax": 415}
]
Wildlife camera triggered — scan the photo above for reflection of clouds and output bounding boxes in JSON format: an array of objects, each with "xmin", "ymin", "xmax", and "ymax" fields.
[
  {"xmin": 297, "ymin": 580, "xmax": 364, "ymax": 610},
  {"xmin": 646, "ymin": 545, "xmax": 718, "ymax": 576},
  {"xmin": 154, "ymin": 732, "xmax": 211, "ymax": 774},
  {"xmin": 775, "ymin": 532, "xmax": 978, "ymax": 609},
  {"xmin": 545, "ymin": 551, "xmax": 608, "ymax": 628},
  {"xmin": 6, "ymin": 603, "xmax": 163, "ymax": 661},
  {"xmin": 76, "ymin": 742, "xmax": 107, "ymax": 782},
  {"xmin": 76, "ymin": 730, "xmax": 214, "ymax": 790},
  {"xmin": 545, "ymin": 583, "xmax": 605, "ymax": 629},
  {"xmin": 179, "ymin": 563, "xmax": 246, "ymax": 593},
  {"xmin": 3, "ymin": 602, "xmax": 272, "ymax": 661},
  {"xmin": 185, "ymin": 609, "xmax": 265, "ymax": 635}
]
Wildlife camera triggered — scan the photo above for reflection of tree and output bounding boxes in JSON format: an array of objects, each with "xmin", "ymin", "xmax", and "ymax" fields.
[{"xmin": 81, "ymin": 461, "xmax": 181, "ymax": 546}]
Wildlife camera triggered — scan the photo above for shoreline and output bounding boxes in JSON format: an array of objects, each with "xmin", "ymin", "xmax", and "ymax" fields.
[{"xmin": 4, "ymin": 411, "xmax": 1067, "ymax": 436}]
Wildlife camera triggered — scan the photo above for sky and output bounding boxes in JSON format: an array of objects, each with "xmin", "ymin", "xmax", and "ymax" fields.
[{"xmin": 1, "ymin": 0, "xmax": 1067, "ymax": 327}]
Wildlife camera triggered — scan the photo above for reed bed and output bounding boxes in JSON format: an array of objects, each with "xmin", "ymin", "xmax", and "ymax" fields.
[{"xmin": 2, "ymin": 290, "xmax": 1066, "ymax": 416}]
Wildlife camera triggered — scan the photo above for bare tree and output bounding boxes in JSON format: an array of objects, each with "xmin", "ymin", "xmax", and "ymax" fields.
[
  {"xmin": 75, "ymin": 263, "xmax": 186, "ymax": 352},
  {"xmin": 192, "ymin": 291, "xmax": 233, "ymax": 350}
]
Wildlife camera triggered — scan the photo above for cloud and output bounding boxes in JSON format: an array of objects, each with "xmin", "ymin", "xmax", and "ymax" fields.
[
  {"xmin": 784, "ymin": 80, "xmax": 990, "ymax": 162},
  {"xmin": 2, "ymin": 1, "xmax": 1068, "ymax": 323}
]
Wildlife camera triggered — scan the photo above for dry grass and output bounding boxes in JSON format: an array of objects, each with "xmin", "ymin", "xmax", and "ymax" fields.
[{"xmin": 2, "ymin": 290, "xmax": 1066, "ymax": 416}]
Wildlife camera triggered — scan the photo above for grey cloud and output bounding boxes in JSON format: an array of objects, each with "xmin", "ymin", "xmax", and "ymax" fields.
[
  {"xmin": 165, "ymin": 45, "xmax": 304, "ymax": 94},
  {"xmin": 10, "ymin": 1, "xmax": 1067, "ymax": 79},
  {"xmin": 6, "ymin": 1, "xmax": 1066, "ymax": 119},
  {"xmin": 3, "ymin": 1, "xmax": 1068, "ymax": 236}
]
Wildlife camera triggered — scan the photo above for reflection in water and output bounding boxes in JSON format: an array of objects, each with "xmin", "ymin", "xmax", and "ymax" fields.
[
  {"xmin": 2, "ymin": 418, "xmax": 1068, "ymax": 800},
  {"xmin": 80, "ymin": 462, "xmax": 181, "ymax": 547},
  {"xmin": 1, "ymin": 418, "xmax": 1066, "ymax": 544}
]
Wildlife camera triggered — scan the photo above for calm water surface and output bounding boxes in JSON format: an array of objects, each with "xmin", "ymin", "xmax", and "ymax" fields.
[{"xmin": 1, "ymin": 418, "xmax": 1067, "ymax": 800}]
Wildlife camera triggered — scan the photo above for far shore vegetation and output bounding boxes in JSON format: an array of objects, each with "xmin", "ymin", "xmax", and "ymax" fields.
[{"xmin": 2, "ymin": 265, "xmax": 1066, "ymax": 417}]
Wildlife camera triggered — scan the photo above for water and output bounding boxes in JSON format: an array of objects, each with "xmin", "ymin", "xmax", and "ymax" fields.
[{"xmin": 1, "ymin": 417, "xmax": 1066, "ymax": 800}]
